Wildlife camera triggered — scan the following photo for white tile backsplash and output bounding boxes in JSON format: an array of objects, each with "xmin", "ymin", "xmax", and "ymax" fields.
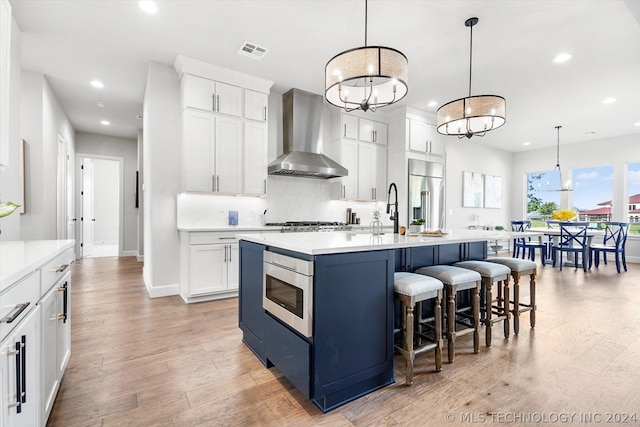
[{"xmin": 177, "ymin": 176, "xmax": 392, "ymax": 228}]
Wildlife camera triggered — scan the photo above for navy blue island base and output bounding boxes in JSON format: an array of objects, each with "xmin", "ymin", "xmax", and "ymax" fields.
[{"xmin": 239, "ymin": 238, "xmax": 487, "ymax": 412}]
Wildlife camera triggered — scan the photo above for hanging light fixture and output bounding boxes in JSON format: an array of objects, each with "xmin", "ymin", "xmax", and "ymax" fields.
[
  {"xmin": 546, "ymin": 125, "xmax": 573, "ymax": 192},
  {"xmin": 325, "ymin": 0, "xmax": 408, "ymax": 112},
  {"xmin": 437, "ymin": 17, "xmax": 506, "ymax": 138}
]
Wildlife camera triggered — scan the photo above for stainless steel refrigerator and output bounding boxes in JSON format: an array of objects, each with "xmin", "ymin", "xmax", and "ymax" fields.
[{"xmin": 408, "ymin": 159, "xmax": 445, "ymax": 230}]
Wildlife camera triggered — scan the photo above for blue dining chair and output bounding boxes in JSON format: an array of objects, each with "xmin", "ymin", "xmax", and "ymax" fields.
[
  {"xmin": 551, "ymin": 221, "xmax": 590, "ymax": 271},
  {"xmin": 589, "ymin": 222, "xmax": 629, "ymax": 273},
  {"xmin": 511, "ymin": 221, "xmax": 547, "ymax": 265}
]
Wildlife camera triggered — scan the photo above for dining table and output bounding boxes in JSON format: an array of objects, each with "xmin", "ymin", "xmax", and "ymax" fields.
[{"xmin": 527, "ymin": 226, "xmax": 605, "ymax": 267}]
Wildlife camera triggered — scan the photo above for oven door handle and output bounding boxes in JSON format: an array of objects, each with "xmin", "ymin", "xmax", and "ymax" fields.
[{"xmin": 270, "ymin": 262, "xmax": 297, "ymax": 272}]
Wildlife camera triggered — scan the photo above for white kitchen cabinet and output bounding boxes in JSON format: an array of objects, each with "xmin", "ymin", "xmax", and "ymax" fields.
[
  {"xmin": 409, "ymin": 119, "xmax": 444, "ymax": 156},
  {"xmin": 1, "ymin": 306, "xmax": 39, "ymax": 427},
  {"xmin": 182, "ymin": 74, "xmax": 242, "ymax": 117},
  {"xmin": 244, "ymin": 122, "xmax": 268, "ymax": 196},
  {"xmin": 337, "ymin": 114, "xmax": 359, "ymax": 140},
  {"xmin": 244, "ymin": 89, "xmax": 268, "ymax": 122},
  {"xmin": 332, "ymin": 139, "xmax": 387, "ymax": 201},
  {"xmin": 183, "ymin": 110, "xmax": 215, "ymax": 192},
  {"xmin": 214, "ymin": 116, "xmax": 243, "ymax": 194},
  {"xmin": 358, "ymin": 118, "xmax": 388, "ymax": 145},
  {"xmin": 40, "ymin": 272, "xmax": 70, "ymax": 423},
  {"xmin": 179, "ymin": 232, "xmax": 242, "ymax": 303},
  {"xmin": 182, "ymin": 110, "xmax": 243, "ymax": 194}
]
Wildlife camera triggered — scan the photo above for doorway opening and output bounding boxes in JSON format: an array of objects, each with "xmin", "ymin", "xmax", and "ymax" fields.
[{"xmin": 77, "ymin": 154, "xmax": 123, "ymax": 258}]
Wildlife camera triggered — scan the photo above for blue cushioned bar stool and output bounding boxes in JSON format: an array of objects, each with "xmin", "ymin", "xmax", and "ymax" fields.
[
  {"xmin": 454, "ymin": 261, "xmax": 511, "ymax": 347},
  {"xmin": 415, "ymin": 266, "xmax": 481, "ymax": 363},
  {"xmin": 393, "ymin": 273, "xmax": 444, "ymax": 385},
  {"xmin": 484, "ymin": 257, "xmax": 537, "ymax": 334}
]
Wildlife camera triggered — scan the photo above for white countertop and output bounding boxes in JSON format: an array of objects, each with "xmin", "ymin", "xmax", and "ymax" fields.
[
  {"xmin": 178, "ymin": 225, "xmax": 283, "ymax": 232},
  {"xmin": 238, "ymin": 229, "xmax": 515, "ymax": 255},
  {"xmin": 0, "ymin": 240, "xmax": 75, "ymax": 291}
]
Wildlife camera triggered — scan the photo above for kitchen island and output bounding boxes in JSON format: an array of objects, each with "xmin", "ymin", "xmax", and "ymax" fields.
[{"xmin": 238, "ymin": 230, "xmax": 503, "ymax": 412}]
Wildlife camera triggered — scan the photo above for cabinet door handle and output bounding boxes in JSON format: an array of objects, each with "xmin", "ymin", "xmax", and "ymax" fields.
[
  {"xmin": 216, "ymin": 94, "xmax": 220, "ymax": 112},
  {"xmin": 20, "ymin": 335, "xmax": 27, "ymax": 405},
  {"xmin": 342, "ymin": 185, "xmax": 345, "ymax": 198},
  {"xmin": 224, "ymin": 245, "xmax": 227, "ymax": 263},
  {"xmin": 0, "ymin": 302, "xmax": 30, "ymax": 324},
  {"xmin": 58, "ymin": 281, "xmax": 68, "ymax": 324},
  {"xmin": 216, "ymin": 175, "xmax": 220, "ymax": 192},
  {"xmin": 343, "ymin": 124, "xmax": 347, "ymax": 137},
  {"xmin": 212, "ymin": 94, "xmax": 216, "ymax": 111},
  {"xmin": 52, "ymin": 264, "xmax": 69, "ymax": 273},
  {"xmin": 211, "ymin": 175, "xmax": 215, "ymax": 192},
  {"xmin": 228, "ymin": 244, "xmax": 232, "ymax": 263},
  {"xmin": 263, "ymin": 106, "xmax": 267, "ymax": 122},
  {"xmin": 263, "ymin": 179, "xmax": 267, "ymax": 194},
  {"xmin": 218, "ymin": 236, "xmax": 236, "ymax": 240}
]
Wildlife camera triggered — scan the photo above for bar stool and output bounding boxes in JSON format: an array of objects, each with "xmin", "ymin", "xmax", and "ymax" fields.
[
  {"xmin": 393, "ymin": 272, "xmax": 444, "ymax": 385},
  {"xmin": 484, "ymin": 257, "xmax": 537, "ymax": 334},
  {"xmin": 454, "ymin": 260, "xmax": 511, "ymax": 346},
  {"xmin": 415, "ymin": 266, "xmax": 481, "ymax": 363}
]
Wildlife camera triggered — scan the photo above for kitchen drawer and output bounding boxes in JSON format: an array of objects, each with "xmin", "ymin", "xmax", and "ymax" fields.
[
  {"xmin": 0, "ymin": 270, "xmax": 39, "ymax": 341},
  {"xmin": 40, "ymin": 247, "xmax": 74, "ymax": 296},
  {"xmin": 187, "ymin": 232, "xmax": 239, "ymax": 245}
]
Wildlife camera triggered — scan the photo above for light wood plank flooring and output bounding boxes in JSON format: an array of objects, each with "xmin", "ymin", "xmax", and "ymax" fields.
[{"xmin": 47, "ymin": 257, "xmax": 640, "ymax": 426}]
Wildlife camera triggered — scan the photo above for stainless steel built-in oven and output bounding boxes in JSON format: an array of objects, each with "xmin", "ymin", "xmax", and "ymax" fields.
[{"xmin": 263, "ymin": 251, "xmax": 313, "ymax": 338}]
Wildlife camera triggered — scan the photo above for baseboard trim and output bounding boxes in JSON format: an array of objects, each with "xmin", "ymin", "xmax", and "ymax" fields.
[
  {"xmin": 121, "ymin": 250, "xmax": 137, "ymax": 257},
  {"xmin": 136, "ymin": 254, "xmax": 144, "ymax": 262},
  {"xmin": 142, "ymin": 266, "xmax": 179, "ymax": 298}
]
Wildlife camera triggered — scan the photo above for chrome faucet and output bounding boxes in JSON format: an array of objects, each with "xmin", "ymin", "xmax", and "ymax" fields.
[{"xmin": 386, "ymin": 183, "xmax": 399, "ymax": 234}]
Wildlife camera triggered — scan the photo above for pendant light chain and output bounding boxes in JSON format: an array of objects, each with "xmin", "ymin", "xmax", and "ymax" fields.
[
  {"xmin": 364, "ymin": 0, "xmax": 367, "ymax": 47},
  {"xmin": 468, "ymin": 20, "xmax": 473, "ymax": 98}
]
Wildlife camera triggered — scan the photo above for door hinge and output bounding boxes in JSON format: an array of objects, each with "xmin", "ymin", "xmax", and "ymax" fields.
[
  {"xmin": 81, "ymin": 191, "xmax": 84, "ymax": 195},
  {"xmin": 81, "ymin": 165, "xmax": 84, "ymax": 169},
  {"xmin": 80, "ymin": 217, "xmax": 83, "ymax": 221},
  {"xmin": 80, "ymin": 243, "xmax": 83, "ymax": 247}
]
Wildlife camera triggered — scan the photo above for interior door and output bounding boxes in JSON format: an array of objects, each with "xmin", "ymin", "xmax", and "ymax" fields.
[{"xmin": 81, "ymin": 158, "xmax": 95, "ymax": 257}]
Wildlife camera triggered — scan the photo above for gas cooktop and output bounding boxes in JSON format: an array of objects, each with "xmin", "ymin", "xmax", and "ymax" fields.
[{"xmin": 265, "ymin": 221, "xmax": 351, "ymax": 233}]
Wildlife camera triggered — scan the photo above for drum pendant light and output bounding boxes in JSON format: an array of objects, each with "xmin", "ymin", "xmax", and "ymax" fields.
[
  {"xmin": 325, "ymin": 0, "xmax": 408, "ymax": 112},
  {"xmin": 437, "ymin": 17, "xmax": 506, "ymax": 138}
]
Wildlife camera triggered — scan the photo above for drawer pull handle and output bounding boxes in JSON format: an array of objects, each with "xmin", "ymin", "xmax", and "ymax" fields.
[
  {"xmin": 0, "ymin": 303, "xmax": 30, "ymax": 324},
  {"xmin": 52, "ymin": 264, "xmax": 69, "ymax": 273},
  {"xmin": 218, "ymin": 236, "xmax": 236, "ymax": 240}
]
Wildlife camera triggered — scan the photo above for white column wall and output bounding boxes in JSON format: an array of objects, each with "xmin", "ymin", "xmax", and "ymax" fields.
[{"xmin": 142, "ymin": 62, "xmax": 181, "ymax": 297}]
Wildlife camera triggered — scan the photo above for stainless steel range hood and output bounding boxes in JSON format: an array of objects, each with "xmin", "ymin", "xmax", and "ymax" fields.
[{"xmin": 268, "ymin": 88, "xmax": 348, "ymax": 179}]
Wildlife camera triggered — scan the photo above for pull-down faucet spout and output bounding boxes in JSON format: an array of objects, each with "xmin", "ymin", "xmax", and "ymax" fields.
[{"xmin": 387, "ymin": 183, "xmax": 399, "ymax": 234}]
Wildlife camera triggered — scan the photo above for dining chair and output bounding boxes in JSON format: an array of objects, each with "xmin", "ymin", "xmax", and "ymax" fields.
[
  {"xmin": 545, "ymin": 220, "xmax": 561, "ymax": 257},
  {"xmin": 589, "ymin": 222, "xmax": 629, "ymax": 273},
  {"xmin": 510, "ymin": 221, "xmax": 547, "ymax": 265},
  {"xmin": 551, "ymin": 221, "xmax": 590, "ymax": 271}
]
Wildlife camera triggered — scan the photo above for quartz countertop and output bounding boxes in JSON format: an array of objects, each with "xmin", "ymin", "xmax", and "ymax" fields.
[
  {"xmin": 178, "ymin": 225, "xmax": 283, "ymax": 232},
  {"xmin": 0, "ymin": 240, "xmax": 75, "ymax": 291},
  {"xmin": 238, "ymin": 229, "xmax": 516, "ymax": 255}
]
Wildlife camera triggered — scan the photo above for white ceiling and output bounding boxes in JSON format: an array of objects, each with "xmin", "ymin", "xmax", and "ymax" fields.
[{"xmin": 10, "ymin": 0, "xmax": 640, "ymax": 153}]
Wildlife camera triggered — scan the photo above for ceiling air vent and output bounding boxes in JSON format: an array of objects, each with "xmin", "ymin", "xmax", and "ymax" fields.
[{"xmin": 237, "ymin": 42, "xmax": 269, "ymax": 61}]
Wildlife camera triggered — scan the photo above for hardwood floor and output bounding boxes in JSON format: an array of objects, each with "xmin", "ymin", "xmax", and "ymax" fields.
[{"xmin": 48, "ymin": 257, "xmax": 640, "ymax": 426}]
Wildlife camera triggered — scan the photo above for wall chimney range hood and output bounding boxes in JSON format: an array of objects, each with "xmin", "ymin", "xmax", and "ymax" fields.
[{"xmin": 268, "ymin": 88, "xmax": 348, "ymax": 179}]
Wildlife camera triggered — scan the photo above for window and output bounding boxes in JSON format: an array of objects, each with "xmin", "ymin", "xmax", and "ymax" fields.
[
  {"xmin": 526, "ymin": 171, "xmax": 561, "ymax": 227},
  {"xmin": 572, "ymin": 165, "xmax": 614, "ymax": 224},
  {"xmin": 628, "ymin": 162, "xmax": 640, "ymax": 233}
]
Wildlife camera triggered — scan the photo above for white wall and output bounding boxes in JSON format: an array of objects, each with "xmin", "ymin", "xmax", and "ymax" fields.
[
  {"xmin": 0, "ymin": 16, "xmax": 22, "ymax": 240},
  {"xmin": 445, "ymin": 138, "xmax": 514, "ymax": 230},
  {"xmin": 75, "ymin": 131, "xmax": 138, "ymax": 255},
  {"xmin": 137, "ymin": 129, "xmax": 144, "ymax": 260},
  {"xmin": 142, "ymin": 62, "xmax": 181, "ymax": 297},
  {"xmin": 19, "ymin": 71, "xmax": 74, "ymax": 241}
]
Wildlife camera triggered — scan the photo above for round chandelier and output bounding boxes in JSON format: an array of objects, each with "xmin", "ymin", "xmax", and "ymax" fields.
[
  {"xmin": 325, "ymin": 0, "xmax": 408, "ymax": 112},
  {"xmin": 437, "ymin": 17, "xmax": 506, "ymax": 138}
]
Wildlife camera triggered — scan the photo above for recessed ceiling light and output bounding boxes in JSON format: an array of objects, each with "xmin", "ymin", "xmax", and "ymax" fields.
[
  {"xmin": 602, "ymin": 97, "xmax": 616, "ymax": 104},
  {"xmin": 553, "ymin": 53, "xmax": 572, "ymax": 63},
  {"xmin": 100, "ymin": 120, "xmax": 111, "ymax": 126},
  {"xmin": 523, "ymin": 142, "xmax": 531, "ymax": 146},
  {"xmin": 427, "ymin": 101, "xmax": 437, "ymax": 108},
  {"xmin": 90, "ymin": 80, "xmax": 104, "ymax": 89},
  {"xmin": 138, "ymin": 1, "xmax": 158, "ymax": 14},
  {"xmin": 96, "ymin": 101, "xmax": 105, "ymax": 108}
]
